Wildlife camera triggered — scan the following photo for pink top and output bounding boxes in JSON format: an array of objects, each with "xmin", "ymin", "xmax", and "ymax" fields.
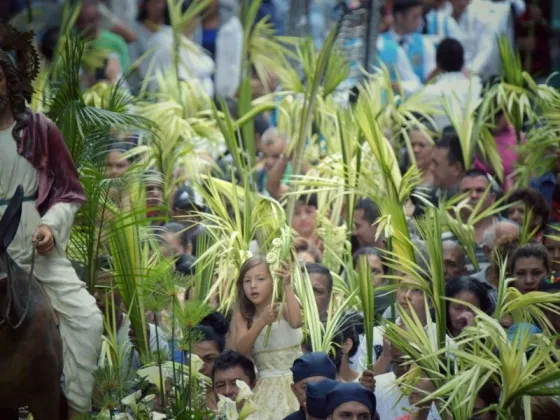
[{"xmin": 474, "ymin": 124, "xmax": 522, "ymax": 191}]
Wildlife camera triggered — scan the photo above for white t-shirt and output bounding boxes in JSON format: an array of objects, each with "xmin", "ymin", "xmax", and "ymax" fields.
[{"xmin": 375, "ymin": 372, "xmax": 441, "ymax": 420}]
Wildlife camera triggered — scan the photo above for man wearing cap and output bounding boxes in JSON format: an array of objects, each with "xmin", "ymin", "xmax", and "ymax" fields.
[
  {"xmin": 305, "ymin": 379, "xmax": 339, "ymax": 420},
  {"xmin": 326, "ymin": 382, "xmax": 376, "ymax": 420},
  {"xmin": 283, "ymin": 352, "xmax": 338, "ymax": 420}
]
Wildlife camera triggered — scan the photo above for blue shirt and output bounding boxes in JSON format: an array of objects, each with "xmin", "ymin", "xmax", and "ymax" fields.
[
  {"xmin": 202, "ymin": 27, "xmax": 218, "ymax": 59},
  {"xmin": 529, "ymin": 171, "xmax": 556, "ymax": 207}
]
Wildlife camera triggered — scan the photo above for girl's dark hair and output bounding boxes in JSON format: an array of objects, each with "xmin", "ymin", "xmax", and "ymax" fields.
[
  {"xmin": 194, "ymin": 311, "xmax": 229, "ymax": 352},
  {"xmin": 445, "ymin": 277, "xmax": 493, "ymax": 333},
  {"xmin": 352, "ymin": 247, "xmax": 387, "ymax": 274},
  {"xmin": 296, "ymin": 193, "xmax": 318, "ymax": 209},
  {"xmin": 235, "ymin": 255, "xmax": 269, "ymax": 327},
  {"xmin": 331, "ymin": 312, "xmax": 362, "ymax": 369},
  {"xmin": 509, "ymin": 243, "xmax": 551, "ymax": 274},
  {"xmin": 506, "ymin": 187, "xmax": 549, "ymax": 232}
]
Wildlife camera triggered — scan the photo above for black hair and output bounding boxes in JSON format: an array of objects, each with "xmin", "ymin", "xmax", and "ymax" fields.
[
  {"xmin": 393, "ymin": 0, "xmax": 423, "ymax": 14},
  {"xmin": 355, "ymin": 197, "xmax": 381, "ymax": 224},
  {"xmin": 211, "ymin": 350, "xmax": 256, "ymax": 385},
  {"xmin": 408, "ymin": 117, "xmax": 437, "ymax": 136},
  {"xmin": 476, "ymin": 381, "xmax": 500, "ymax": 414},
  {"xmin": 435, "ymin": 127, "xmax": 464, "ymax": 169},
  {"xmin": 304, "ymin": 263, "xmax": 334, "ymax": 294},
  {"xmin": 510, "ymin": 243, "xmax": 551, "ymax": 274},
  {"xmin": 436, "ymin": 38, "xmax": 464, "ymax": 72},
  {"xmin": 462, "ymin": 168, "xmax": 490, "ymax": 181},
  {"xmin": 352, "ymin": 247, "xmax": 388, "ymax": 274},
  {"xmin": 296, "ymin": 193, "xmax": 318, "ymax": 209},
  {"xmin": 137, "ymin": 0, "xmax": 171, "ymax": 25},
  {"xmin": 107, "ymin": 141, "xmax": 136, "ymax": 162},
  {"xmin": 506, "ymin": 187, "xmax": 549, "ymax": 232},
  {"xmin": 193, "ymin": 312, "xmax": 229, "ymax": 352},
  {"xmin": 254, "ymin": 113, "xmax": 270, "ymax": 137},
  {"xmin": 175, "ymin": 254, "xmax": 196, "ymax": 276},
  {"xmin": 40, "ymin": 27, "xmax": 60, "ymax": 62},
  {"xmin": 446, "ymin": 276, "xmax": 493, "ymax": 318},
  {"xmin": 331, "ymin": 312, "xmax": 362, "ymax": 370},
  {"xmin": 543, "ymin": 223, "xmax": 560, "ymax": 238}
]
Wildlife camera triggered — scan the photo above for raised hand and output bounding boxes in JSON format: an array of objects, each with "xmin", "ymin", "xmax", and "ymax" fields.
[
  {"xmin": 359, "ymin": 368, "xmax": 376, "ymax": 392},
  {"xmin": 260, "ymin": 303, "xmax": 280, "ymax": 327},
  {"xmin": 274, "ymin": 261, "xmax": 292, "ymax": 287}
]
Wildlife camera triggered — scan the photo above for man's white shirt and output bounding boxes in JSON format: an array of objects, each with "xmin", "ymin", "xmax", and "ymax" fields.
[
  {"xmin": 442, "ymin": 2, "xmax": 497, "ymax": 79},
  {"xmin": 418, "ymin": 71, "xmax": 483, "ymax": 130}
]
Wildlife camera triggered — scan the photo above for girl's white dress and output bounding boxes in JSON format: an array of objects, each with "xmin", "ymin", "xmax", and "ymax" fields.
[{"xmin": 251, "ymin": 318, "xmax": 303, "ymax": 419}]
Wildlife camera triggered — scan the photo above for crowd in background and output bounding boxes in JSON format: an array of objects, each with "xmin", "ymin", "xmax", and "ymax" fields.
[{"xmin": 3, "ymin": 1, "xmax": 560, "ymax": 419}]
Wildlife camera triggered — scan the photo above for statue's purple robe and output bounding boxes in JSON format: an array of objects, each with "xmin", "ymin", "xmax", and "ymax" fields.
[{"xmin": 19, "ymin": 109, "xmax": 86, "ymax": 216}]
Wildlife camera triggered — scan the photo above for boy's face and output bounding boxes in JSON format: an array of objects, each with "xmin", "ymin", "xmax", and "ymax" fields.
[
  {"xmin": 352, "ymin": 209, "xmax": 377, "ymax": 248},
  {"xmin": 397, "ymin": 282, "xmax": 428, "ymax": 323},
  {"xmin": 292, "ymin": 201, "xmax": 317, "ymax": 238}
]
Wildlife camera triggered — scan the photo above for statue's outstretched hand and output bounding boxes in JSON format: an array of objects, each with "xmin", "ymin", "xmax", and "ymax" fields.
[{"xmin": 32, "ymin": 224, "xmax": 55, "ymax": 255}]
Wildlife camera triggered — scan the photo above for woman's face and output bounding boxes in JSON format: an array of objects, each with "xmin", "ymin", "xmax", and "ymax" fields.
[
  {"xmin": 410, "ymin": 130, "xmax": 433, "ymax": 171},
  {"xmin": 105, "ymin": 151, "xmax": 129, "ymax": 178},
  {"xmin": 544, "ymin": 236, "xmax": 560, "ymax": 273},
  {"xmin": 367, "ymin": 254, "xmax": 384, "ymax": 287},
  {"xmin": 507, "ymin": 202, "xmax": 541, "ymax": 231},
  {"xmin": 507, "ymin": 202, "xmax": 526, "ymax": 226},
  {"xmin": 146, "ymin": 183, "xmax": 164, "ymax": 207},
  {"xmin": 513, "ymin": 256, "xmax": 547, "ymax": 294},
  {"xmin": 292, "ymin": 201, "xmax": 317, "ymax": 238},
  {"xmin": 242, "ymin": 263, "xmax": 273, "ymax": 307},
  {"xmin": 448, "ymin": 290, "xmax": 480, "ymax": 337}
]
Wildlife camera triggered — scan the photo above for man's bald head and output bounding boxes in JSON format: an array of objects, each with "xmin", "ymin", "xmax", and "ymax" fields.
[{"xmin": 442, "ymin": 240, "xmax": 466, "ymax": 281}]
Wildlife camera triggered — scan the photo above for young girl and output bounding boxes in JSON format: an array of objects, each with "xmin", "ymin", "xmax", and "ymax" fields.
[
  {"xmin": 228, "ymin": 256, "xmax": 303, "ymax": 419},
  {"xmin": 446, "ymin": 277, "xmax": 493, "ymax": 338}
]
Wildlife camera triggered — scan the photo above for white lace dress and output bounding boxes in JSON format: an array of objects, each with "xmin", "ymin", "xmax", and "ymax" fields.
[{"xmin": 250, "ymin": 318, "xmax": 303, "ymax": 419}]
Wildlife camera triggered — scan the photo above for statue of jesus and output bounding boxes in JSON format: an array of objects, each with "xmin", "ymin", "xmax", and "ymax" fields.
[{"xmin": 0, "ymin": 31, "xmax": 103, "ymax": 417}]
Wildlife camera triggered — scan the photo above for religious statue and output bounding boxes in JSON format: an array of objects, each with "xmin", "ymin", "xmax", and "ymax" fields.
[{"xmin": 0, "ymin": 25, "xmax": 103, "ymax": 417}]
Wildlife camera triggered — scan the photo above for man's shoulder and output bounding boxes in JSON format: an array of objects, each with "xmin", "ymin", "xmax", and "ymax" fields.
[
  {"xmin": 23, "ymin": 109, "xmax": 57, "ymax": 133},
  {"xmin": 283, "ymin": 409, "xmax": 305, "ymax": 420},
  {"xmin": 530, "ymin": 171, "xmax": 556, "ymax": 187}
]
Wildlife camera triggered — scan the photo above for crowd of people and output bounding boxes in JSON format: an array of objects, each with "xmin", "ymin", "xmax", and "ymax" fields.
[{"xmin": 1, "ymin": 0, "xmax": 560, "ymax": 420}]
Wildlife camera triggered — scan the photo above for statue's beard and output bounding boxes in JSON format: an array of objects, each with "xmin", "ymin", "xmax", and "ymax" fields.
[{"xmin": 0, "ymin": 95, "xmax": 9, "ymax": 113}]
